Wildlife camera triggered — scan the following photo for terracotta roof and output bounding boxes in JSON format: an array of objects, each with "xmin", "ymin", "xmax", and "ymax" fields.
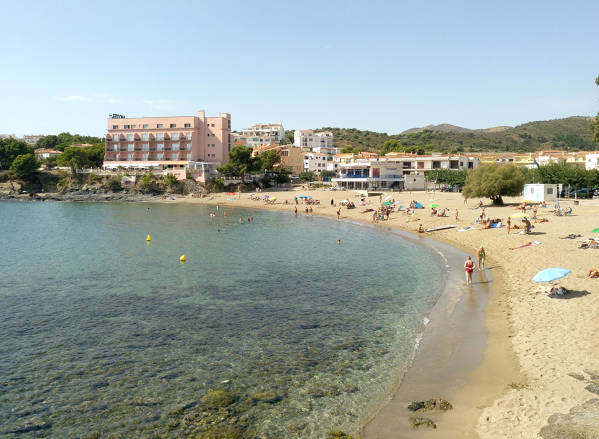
[{"xmin": 34, "ymin": 148, "xmax": 61, "ymax": 154}]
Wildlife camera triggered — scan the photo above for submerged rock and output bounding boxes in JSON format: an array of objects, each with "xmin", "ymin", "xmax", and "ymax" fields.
[
  {"xmin": 248, "ymin": 391, "xmax": 282, "ymax": 404},
  {"xmin": 201, "ymin": 390, "xmax": 235, "ymax": 409},
  {"xmin": 327, "ymin": 430, "xmax": 355, "ymax": 438},
  {"xmin": 409, "ymin": 417, "xmax": 437, "ymax": 429},
  {"xmin": 539, "ymin": 399, "xmax": 599, "ymax": 439},
  {"xmin": 408, "ymin": 398, "xmax": 452, "ymax": 412},
  {"xmin": 585, "ymin": 383, "xmax": 599, "ymax": 396}
]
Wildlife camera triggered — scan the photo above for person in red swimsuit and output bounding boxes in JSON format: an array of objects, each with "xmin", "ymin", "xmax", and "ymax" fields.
[{"xmin": 464, "ymin": 256, "xmax": 475, "ymax": 285}]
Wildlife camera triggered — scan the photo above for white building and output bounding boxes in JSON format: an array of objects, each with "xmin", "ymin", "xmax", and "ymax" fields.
[
  {"xmin": 34, "ymin": 148, "xmax": 62, "ymax": 159},
  {"xmin": 236, "ymin": 123, "xmax": 285, "ymax": 147},
  {"xmin": 294, "ymin": 130, "xmax": 334, "ymax": 149},
  {"xmin": 523, "ymin": 184, "xmax": 558, "ymax": 203},
  {"xmin": 332, "ymin": 155, "xmax": 478, "ymax": 191},
  {"xmin": 303, "ymin": 152, "xmax": 330, "ymax": 174},
  {"xmin": 23, "ymin": 135, "xmax": 44, "ymax": 145},
  {"xmin": 585, "ymin": 153, "xmax": 599, "ymax": 170}
]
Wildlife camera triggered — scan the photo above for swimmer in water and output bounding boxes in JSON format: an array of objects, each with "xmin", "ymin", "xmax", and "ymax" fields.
[{"xmin": 337, "ymin": 239, "xmax": 341, "ymax": 245}]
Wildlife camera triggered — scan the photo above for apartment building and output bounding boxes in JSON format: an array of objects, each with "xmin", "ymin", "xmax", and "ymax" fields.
[
  {"xmin": 332, "ymin": 155, "xmax": 478, "ymax": 190},
  {"xmin": 22, "ymin": 135, "xmax": 44, "ymax": 145},
  {"xmin": 294, "ymin": 130, "xmax": 334, "ymax": 149},
  {"xmin": 303, "ymin": 152, "xmax": 331, "ymax": 174},
  {"xmin": 234, "ymin": 123, "xmax": 285, "ymax": 147},
  {"xmin": 103, "ymin": 110, "xmax": 231, "ymax": 178}
]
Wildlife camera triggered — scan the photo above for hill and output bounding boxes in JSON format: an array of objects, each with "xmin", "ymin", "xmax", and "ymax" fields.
[{"xmin": 317, "ymin": 116, "xmax": 597, "ymax": 153}]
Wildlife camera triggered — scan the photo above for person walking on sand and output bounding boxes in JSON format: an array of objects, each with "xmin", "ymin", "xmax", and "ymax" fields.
[
  {"xmin": 477, "ymin": 246, "xmax": 486, "ymax": 271},
  {"xmin": 455, "ymin": 209, "xmax": 459, "ymax": 221},
  {"xmin": 294, "ymin": 206, "xmax": 298, "ymax": 216},
  {"xmin": 464, "ymin": 256, "xmax": 475, "ymax": 285},
  {"xmin": 331, "ymin": 199, "xmax": 334, "ymax": 206},
  {"xmin": 337, "ymin": 208, "xmax": 341, "ymax": 220},
  {"xmin": 507, "ymin": 217, "xmax": 511, "ymax": 234}
]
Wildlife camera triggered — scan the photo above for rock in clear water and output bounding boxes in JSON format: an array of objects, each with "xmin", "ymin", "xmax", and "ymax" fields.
[
  {"xmin": 409, "ymin": 417, "xmax": 437, "ymax": 429},
  {"xmin": 539, "ymin": 399, "xmax": 599, "ymax": 439},
  {"xmin": 408, "ymin": 398, "xmax": 452, "ymax": 412},
  {"xmin": 201, "ymin": 390, "xmax": 235, "ymax": 409}
]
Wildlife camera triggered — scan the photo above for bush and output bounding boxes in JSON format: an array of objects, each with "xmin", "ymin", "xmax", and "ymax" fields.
[
  {"xmin": 462, "ymin": 164, "xmax": 524, "ymax": 205},
  {"xmin": 106, "ymin": 178, "xmax": 122, "ymax": 192},
  {"xmin": 299, "ymin": 171, "xmax": 316, "ymax": 182}
]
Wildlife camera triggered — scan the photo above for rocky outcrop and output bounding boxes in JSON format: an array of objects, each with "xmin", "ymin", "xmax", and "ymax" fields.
[{"xmin": 407, "ymin": 398, "xmax": 453, "ymax": 412}]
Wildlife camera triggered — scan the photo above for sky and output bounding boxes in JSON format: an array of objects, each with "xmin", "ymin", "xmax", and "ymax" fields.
[{"xmin": 1, "ymin": 0, "xmax": 598, "ymax": 137}]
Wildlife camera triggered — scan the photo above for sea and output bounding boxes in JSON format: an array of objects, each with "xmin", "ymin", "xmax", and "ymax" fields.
[{"xmin": 0, "ymin": 201, "xmax": 446, "ymax": 438}]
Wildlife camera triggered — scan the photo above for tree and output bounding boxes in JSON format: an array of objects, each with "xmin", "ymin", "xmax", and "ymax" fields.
[
  {"xmin": 462, "ymin": 164, "xmax": 525, "ymax": 205},
  {"xmin": 10, "ymin": 154, "xmax": 39, "ymax": 179},
  {"xmin": 258, "ymin": 149, "xmax": 281, "ymax": 171},
  {"xmin": 380, "ymin": 140, "xmax": 403, "ymax": 155},
  {"xmin": 340, "ymin": 145, "xmax": 361, "ymax": 154},
  {"xmin": 592, "ymin": 75, "xmax": 599, "ymax": 143},
  {"xmin": 299, "ymin": 171, "xmax": 316, "ymax": 182},
  {"xmin": 0, "ymin": 138, "xmax": 31, "ymax": 169},
  {"xmin": 165, "ymin": 173, "xmax": 177, "ymax": 187},
  {"xmin": 35, "ymin": 135, "xmax": 58, "ymax": 150},
  {"xmin": 56, "ymin": 146, "xmax": 90, "ymax": 171},
  {"xmin": 217, "ymin": 145, "xmax": 258, "ymax": 181},
  {"xmin": 320, "ymin": 170, "xmax": 336, "ymax": 178}
]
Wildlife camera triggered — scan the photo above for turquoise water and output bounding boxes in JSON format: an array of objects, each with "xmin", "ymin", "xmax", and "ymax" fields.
[{"xmin": 0, "ymin": 201, "xmax": 446, "ymax": 438}]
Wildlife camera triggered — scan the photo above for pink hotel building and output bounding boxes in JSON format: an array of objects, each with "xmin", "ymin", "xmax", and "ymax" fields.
[{"xmin": 103, "ymin": 111, "xmax": 231, "ymax": 178}]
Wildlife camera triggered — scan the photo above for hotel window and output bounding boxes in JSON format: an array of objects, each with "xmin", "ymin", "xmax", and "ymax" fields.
[
  {"xmin": 173, "ymin": 153, "xmax": 178, "ymax": 159},
  {"xmin": 184, "ymin": 123, "xmax": 191, "ymax": 128},
  {"xmin": 185, "ymin": 132, "xmax": 191, "ymax": 140},
  {"xmin": 143, "ymin": 124, "xmax": 149, "ymax": 129},
  {"xmin": 127, "ymin": 134, "xmax": 134, "ymax": 141},
  {"xmin": 157, "ymin": 133, "xmax": 164, "ymax": 140},
  {"xmin": 142, "ymin": 133, "xmax": 149, "ymax": 141},
  {"xmin": 143, "ymin": 154, "xmax": 149, "ymax": 160},
  {"xmin": 211, "ymin": 123, "xmax": 215, "ymax": 127},
  {"xmin": 172, "ymin": 143, "xmax": 179, "ymax": 151},
  {"xmin": 127, "ymin": 144, "xmax": 134, "ymax": 151},
  {"xmin": 112, "ymin": 125, "xmax": 118, "ymax": 129},
  {"xmin": 142, "ymin": 143, "xmax": 149, "ymax": 151},
  {"xmin": 170, "ymin": 123, "xmax": 176, "ymax": 128},
  {"xmin": 157, "ymin": 124, "xmax": 163, "ymax": 128},
  {"xmin": 157, "ymin": 143, "xmax": 164, "ymax": 151},
  {"xmin": 124, "ymin": 125, "xmax": 130, "ymax": 129},
  {"xmin": 171, "ymin": 133, "xmax": 179, "ymax": 140},
  {"xmin": 157, "ymin": 153, "xmax": 163, "ymax": 160},
  {"xmin": 128, "ymin": 154, "xmax": 133, "ymax": 160},
  {"xmin": 113, "ymin": 144, "xmax": 118, "ymax": 151},
  {"xmin": 131, "ymin": 125, "xmax": 136, "ymax": 129},
  {"xmin": 186, "ymin": 153, "xmax": 191, "ymax": 160}
]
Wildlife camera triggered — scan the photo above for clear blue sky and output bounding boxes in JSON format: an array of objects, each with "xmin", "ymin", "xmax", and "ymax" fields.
[{"xmin": 1, "ymin": 0, "xmax": 598, "ymax": 137}]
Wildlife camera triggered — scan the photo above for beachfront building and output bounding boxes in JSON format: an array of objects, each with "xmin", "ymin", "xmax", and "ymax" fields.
[
  {"xmin": 294, "ymin": 130, "xmax": 334, "ymax": 149},
  {"xmin": 34, "ymin": 148, "xmax": 61, "ymax": 160},
  {"xmin": 234, "ymin": 123, "xmax": 285, "ymax": 148},
  {"xmin": 332, "ymin": 154, "xmax": 478, "ymax": 191},
  {"xmin": 523, "ymin": 184, "xmax": 558, "ymax": 203},
  {"xmin": 102, "ymin": 110, "xmax": 231, "ymax": 179},
  {"xmin": 22, "ymin": 135, "xmax": 44, "ymax": 146}
]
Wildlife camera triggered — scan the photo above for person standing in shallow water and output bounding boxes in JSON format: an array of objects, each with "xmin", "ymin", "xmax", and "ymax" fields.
[
  {"xmin": 464, "ymin": 256, "xmax": 475, "ymax": 285},
  {"xmin": 477, "ymin": 246, "xmax": 486, "ymax": 271}
]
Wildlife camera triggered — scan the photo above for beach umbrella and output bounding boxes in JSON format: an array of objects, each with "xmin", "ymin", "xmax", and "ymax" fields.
[
  {"xmin": 532, "ymin": 268, "xmax": 571, "ymax": 283},
  {"xmin": 384, "ymin": 194, "xmax": 393, "ymax": 201},
  {"xmin": 512, "ymin": 212, "xmax": 529, "ymax": 218},
  {"xmin": 382, "ymin": 201, "xmax": 393, "ymax": 206},
  {"xmin": 592, "ymin": 227, "xmax": 599, "ymax": 233},
  {"xmin": 427, "ymin": 203, "xmax": 439, "ymax": 208}
]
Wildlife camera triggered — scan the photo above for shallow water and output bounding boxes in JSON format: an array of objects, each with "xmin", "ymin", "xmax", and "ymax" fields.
[{"xmin": 0, "ymin": 201, "xmax": 446, "ymax": 438}]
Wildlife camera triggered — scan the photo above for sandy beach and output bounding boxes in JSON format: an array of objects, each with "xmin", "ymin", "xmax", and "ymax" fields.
[{"xmin": 171, "ymin": 188, "xmax": 599, "ymax": 438}]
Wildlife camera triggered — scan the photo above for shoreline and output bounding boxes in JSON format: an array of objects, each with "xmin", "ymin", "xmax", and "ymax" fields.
[
  {"xmin": 167, "ymin": 192, "xmax": 521, "ymax": 437},
  {"xmin": 8, "ymin": 189, "xmax": 599, "ymax": 437}
]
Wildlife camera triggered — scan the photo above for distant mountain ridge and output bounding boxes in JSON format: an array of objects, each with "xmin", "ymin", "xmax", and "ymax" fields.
[{"xmin": 317, "ymin": 116, "xmax": 597, "ymax": 153}]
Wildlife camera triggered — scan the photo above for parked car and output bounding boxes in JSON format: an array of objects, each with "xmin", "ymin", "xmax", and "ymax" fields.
[{"xmin": 568, "ymin": 188, "xmax": 594, "ymax": 199}]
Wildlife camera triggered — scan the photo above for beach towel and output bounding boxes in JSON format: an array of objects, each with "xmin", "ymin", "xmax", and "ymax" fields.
[{"xmin": 457, "ymin": 226, "xmax": 474, "ymax": 232}]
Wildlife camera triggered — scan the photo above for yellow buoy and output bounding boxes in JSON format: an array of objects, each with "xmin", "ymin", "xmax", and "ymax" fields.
[
  {"xmin": 180, "ymin": 255, "xmax": 186, "ymax": 262},
  {"xmin": 146, "ymin": 234, "xmax": 151, "ymax": 242}
]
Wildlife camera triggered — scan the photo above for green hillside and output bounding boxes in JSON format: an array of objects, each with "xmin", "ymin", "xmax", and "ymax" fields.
[{"xmin": 315, "ymin": 116, "xmax": 597, "ymax": 153}]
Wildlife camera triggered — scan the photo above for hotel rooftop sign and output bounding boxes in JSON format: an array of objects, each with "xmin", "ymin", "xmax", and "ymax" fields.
[{"xmin": 108, "ymin": 113, "xmax": 126, "ymax": 119}]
